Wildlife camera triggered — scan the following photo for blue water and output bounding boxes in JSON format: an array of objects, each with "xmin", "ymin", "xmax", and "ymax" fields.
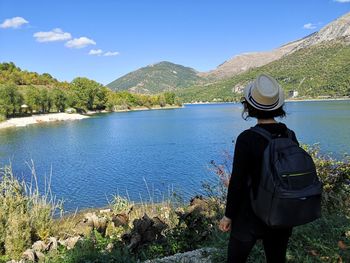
[{"xmin": 0, "ymin": 101, "xmax": 349, "ymax": 211}]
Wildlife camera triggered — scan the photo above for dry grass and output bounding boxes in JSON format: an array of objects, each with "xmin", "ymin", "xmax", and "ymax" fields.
[{"xmin": 0, "ymin": 163, "xmax": 63, "ymax": 259}]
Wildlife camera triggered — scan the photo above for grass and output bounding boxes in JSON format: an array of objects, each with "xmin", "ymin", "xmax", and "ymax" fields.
[{"xmin": 0, "ymin": 163, "xmax": 63, "ymax": 260}]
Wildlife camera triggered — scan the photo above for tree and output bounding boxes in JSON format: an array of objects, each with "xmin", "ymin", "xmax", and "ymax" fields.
[
  {"xmin": 0, "ymin": 84, "xmax": 23, "ymax": 117},
  {"xmin": 25, "ymin": 86, "xmax": 41, "ymax": 113},
  {"xmin": 94, "ymin": 87, "xmax": 108, "ymax": 110},
  {"xmin": 37, "ymin": 89, "xmax": 54, "ymax": 113},
  {"xmin": 71, "ymin": 77, "xmax": 106, "ymax": 111},
  {"xmin": 51, "ymin": 88, "xmax": 67, "ymax": 112},
  {"xmin": 164, "ymin": 92, "xmax": 176, "ymax": 105},
  {"xmin": 158, "ymin": 94, "xmax": 166, "ymax": 107}
]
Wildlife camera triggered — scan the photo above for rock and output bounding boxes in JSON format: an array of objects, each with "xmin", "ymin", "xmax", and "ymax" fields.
[
  {"xmin": 60, "ymin": 236, "xmax": 81, "ymax": 250},
  {"xmin": 100, "ymin": 208, "xmax": 112, "ymax": 214},
  {"xmin": 46, "ymin": 237, "xmax": 58, "ymax": 251},
  {"xmin": 22, "ymin": 249, "xmax": 36, "ymax": 262},
  {"xmin": 143, "ymin": 247, "xmax": 218, "ymax": 263},
  {"xmin": 35, "ymin": 251, "xmax": 45, "ymax": 261},
  {"xmin": 112, "ymin": 213, "xmax": 129, "ymax": 226},
  {"xmin": 122, "ymin": 214, "xmax": 168, "ymax": 250},
  {"xmin": 74, "ymin": 221, "xmax": 94, "ymax": 236},
  {"xmin": 152, "ymin": 217, "xmax": 167, "ymax": 232},
  {"xmin": 84, "ymin": 212, "xmax": 99, "ymax": 228},
  {"xmin": 96, "ymin": 217, "xmax": 108, "ymax": 236},
  {"xmin": 133, "ymin": 214, "xmax": 153, "ymax": 234},
  {"xmin": 106, "ymin": 243, "xmax": 114, "ymax": 252},
  {"xmin": 32, "ymin": 240, "xmax": 47, "ymax": 252},
  {"xmin": 127, "ymin": 233, "xmax": 142, "ymax": 250},
  {"xmin": 66, "ymin": 236, "xmax": 81, "ymax": 250},
  {"xmin": 83, "ymin": 212, "xmax": 108, "ymax": 236}
]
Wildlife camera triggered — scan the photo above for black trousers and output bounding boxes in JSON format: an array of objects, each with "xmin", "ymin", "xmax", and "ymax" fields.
[{"xmin": 227, "ymin": 231, "xmax": 290, "ymax": 263}]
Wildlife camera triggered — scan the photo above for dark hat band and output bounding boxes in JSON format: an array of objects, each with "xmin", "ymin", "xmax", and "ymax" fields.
[{"xmin": 247, "ymin": 86, "xmax": 280, "ymax": 110}]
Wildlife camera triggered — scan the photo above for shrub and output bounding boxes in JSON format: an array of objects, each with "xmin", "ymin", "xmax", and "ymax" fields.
[{"xmin": 0, "ymin": 164, "xmax": 63, "ymax": 259}]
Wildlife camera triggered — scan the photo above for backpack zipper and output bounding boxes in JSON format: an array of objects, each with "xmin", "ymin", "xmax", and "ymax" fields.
[{"xmin": 281, "ymin": 172, "xmax": 313, "ymax": 178}]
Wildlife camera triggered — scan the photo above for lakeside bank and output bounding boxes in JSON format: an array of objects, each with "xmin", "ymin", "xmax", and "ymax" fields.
[
  {"xmin": 184, "ymin": 97, "xmax": 350, "ymax": 105},
  {"xmin": 0, "ymin": 105, "xmax": 183, "ymax": 130}
]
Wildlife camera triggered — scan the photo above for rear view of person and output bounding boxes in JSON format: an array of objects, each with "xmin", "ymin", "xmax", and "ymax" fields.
[{"xmin": 219, "ymin": 74, "xmax": 321, "ymax": 263}]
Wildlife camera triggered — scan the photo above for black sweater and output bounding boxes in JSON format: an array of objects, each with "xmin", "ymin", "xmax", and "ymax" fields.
[{"xmin": 225, "ymin": 123, "xmax": 298, "ymax": 241}]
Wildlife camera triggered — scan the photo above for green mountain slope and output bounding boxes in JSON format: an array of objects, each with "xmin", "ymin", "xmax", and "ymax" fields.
[
  {"xmin": 176, "ymin": 41, "xmax": 350, "ymax": 102},
  {"xmin": 107, "ymin": 61, "xmax": 203, "ymax": 94}
]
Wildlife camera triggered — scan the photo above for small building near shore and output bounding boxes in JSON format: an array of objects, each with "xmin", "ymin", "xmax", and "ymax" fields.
[
  {"xmin": 21, "ymin": 104, "xmax": 29, "ymax": 113},
  {"xmin": 288, "ymin": 90, "xmax": 299, "ymax": 98}
]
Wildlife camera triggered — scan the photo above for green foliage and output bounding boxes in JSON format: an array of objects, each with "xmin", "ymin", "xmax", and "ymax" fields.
[
  {"xmin": 107, "ymin": 61, "xmax": 204, "ymax": 93},
  {"xmin": 70, "ymin": 77, "xmax": 105, "ymax": 111},
  {"xmin": 45, "ymin": 237, "xmax": 137, "ymax": 263},
  {"xmin": 4, "ymin": 209, "xmax": 31, "ymax": 260},
  {"xmin": 164, "ymin": 92, "xmax": 176, "ymax": 105},
  {"xmin": 25, "ymin": 86, "xmax": 41, "ymax": 113},
  {"xmin": 0, "ymin": 62, "xmax": 57, "ymax": 86},
  {"xmin": 111, "ymin": 195, "xmax": 132, "ymax": 214},
  {"xmin": 51, "ymin": 88, "xmax": 67, "ymax": 112},
  {"xmin": 303, "ymin": 145, "xmax": 350, "ymax": 215},
  {"xmin": 0, "ymin": 84, "xmax": 23, "ymax": 117}
]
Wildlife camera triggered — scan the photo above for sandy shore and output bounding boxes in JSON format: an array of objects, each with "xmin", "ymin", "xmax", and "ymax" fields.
[
  {"xmin": 0, "ymin": 113, "xmax": 89, "ymax": 130},
  {"xmin": 0, "ymin": 106, "xmax": 183, "ymax": 130}
]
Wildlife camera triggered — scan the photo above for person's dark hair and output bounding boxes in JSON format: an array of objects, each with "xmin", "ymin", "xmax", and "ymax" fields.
[{"xmin": 241, "ymin": 100, "xmax": 286, "ymax": 120}]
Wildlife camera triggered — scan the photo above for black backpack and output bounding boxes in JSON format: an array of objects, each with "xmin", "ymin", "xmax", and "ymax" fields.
[{"xmin": 249, "ymin": 126, "xmax": 322, "ymax": 228}]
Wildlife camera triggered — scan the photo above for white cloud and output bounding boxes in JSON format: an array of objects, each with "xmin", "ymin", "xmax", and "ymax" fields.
[
  {"xmin": 103, "ymin": 51, "xmax": 119, "ymax": 56},
  {"xmin": 89, "ymin": 49, "xmax": 103, "ymax": 55},
  {"xmin": 334, "ymin": 0, "xmax": 350, "ymax": 3},
  {"xmin": 65, "ymin": 37, "xmax": 96, "ymax": 48},
  {"xmin": 303, "ymin": 23, "xmax": 317, "ymax": 29},
  {"xmin": 33, "ymin": 28, "xmax": 72, "ymax": 42},
  {"xmin": 0, "ymin": 16, "xmax": 29, "ymax": 29}
]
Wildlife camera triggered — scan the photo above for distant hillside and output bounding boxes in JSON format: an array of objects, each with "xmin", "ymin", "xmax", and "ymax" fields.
[
  {"xmin": 176, "ymin": 41, "xmax": 350, "ymax": 102},
  {"xmin": 200, "ymin": 12, "xmax": 350, "ymax": 80},
  {"xmin": 198, "ymin": 38, "xmax": 304, "ymax": 80},
  {"xmin": 107, "ymin": 61, "xmax": 203, "ymax": 94}
]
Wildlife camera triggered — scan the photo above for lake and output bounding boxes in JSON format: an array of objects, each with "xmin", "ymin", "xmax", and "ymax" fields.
[{"xmin": 0, "ymin": 100, "xmax": 349, "ymax": 211}]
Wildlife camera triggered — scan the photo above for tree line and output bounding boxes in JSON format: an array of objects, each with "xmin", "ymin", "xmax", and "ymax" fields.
[{"xmin": 0, "ymin": 63, "xmax": 180, "ymax": 120}]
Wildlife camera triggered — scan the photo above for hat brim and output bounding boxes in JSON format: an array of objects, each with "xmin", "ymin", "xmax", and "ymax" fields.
[{"xmin": 243, "ymin": 82, "xmax": 285, "ymax": 111}]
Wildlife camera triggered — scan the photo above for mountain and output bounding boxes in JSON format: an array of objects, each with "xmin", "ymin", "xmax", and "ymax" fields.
[
  {"xmin": 107, "ymin": 61, "xmax": 203, "ymax": 94},
  {"xmin": 198, "ymin": 39, "xmax": 304, "ymax": 80},
  {"xmin": 108, "ymin": 12, "xmax": 350, "ymax": 97},
  {"xmin": 200, "ymin": 12, "xmax": 350, "ymax": 80},
  {"xmin": 292, "ymin": 12, "xmax": 350, "ymax": 51},
  {"xmin": 176, "ymin": 41, "xmax": 350, "ymax": 102}
]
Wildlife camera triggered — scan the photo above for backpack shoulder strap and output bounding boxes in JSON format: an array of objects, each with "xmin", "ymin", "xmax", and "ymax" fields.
[{"xmin": 250, "ymin": 126, "xmax": 272, "ymax": 141}]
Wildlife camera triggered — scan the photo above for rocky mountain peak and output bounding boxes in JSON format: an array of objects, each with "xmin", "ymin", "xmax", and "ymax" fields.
[{"xmin": 294, "ymin": 12, "xmax": 350, "ymax": 50}]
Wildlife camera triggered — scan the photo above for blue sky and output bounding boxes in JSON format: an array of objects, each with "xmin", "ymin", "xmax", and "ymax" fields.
[{"xmin": 0, "ymin": 0, "xmax": 349, "ymax": 85}]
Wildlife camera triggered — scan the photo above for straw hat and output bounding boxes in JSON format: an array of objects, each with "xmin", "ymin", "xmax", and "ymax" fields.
[{"xmin": 243, "ymin": 74, "xmax": 285, "ymax": 111}]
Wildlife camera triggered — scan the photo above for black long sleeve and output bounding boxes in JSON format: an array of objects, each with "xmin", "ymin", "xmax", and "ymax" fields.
[{"xmin": 224, "ymin": 133, "xmax": 250, "ymax": 220}]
